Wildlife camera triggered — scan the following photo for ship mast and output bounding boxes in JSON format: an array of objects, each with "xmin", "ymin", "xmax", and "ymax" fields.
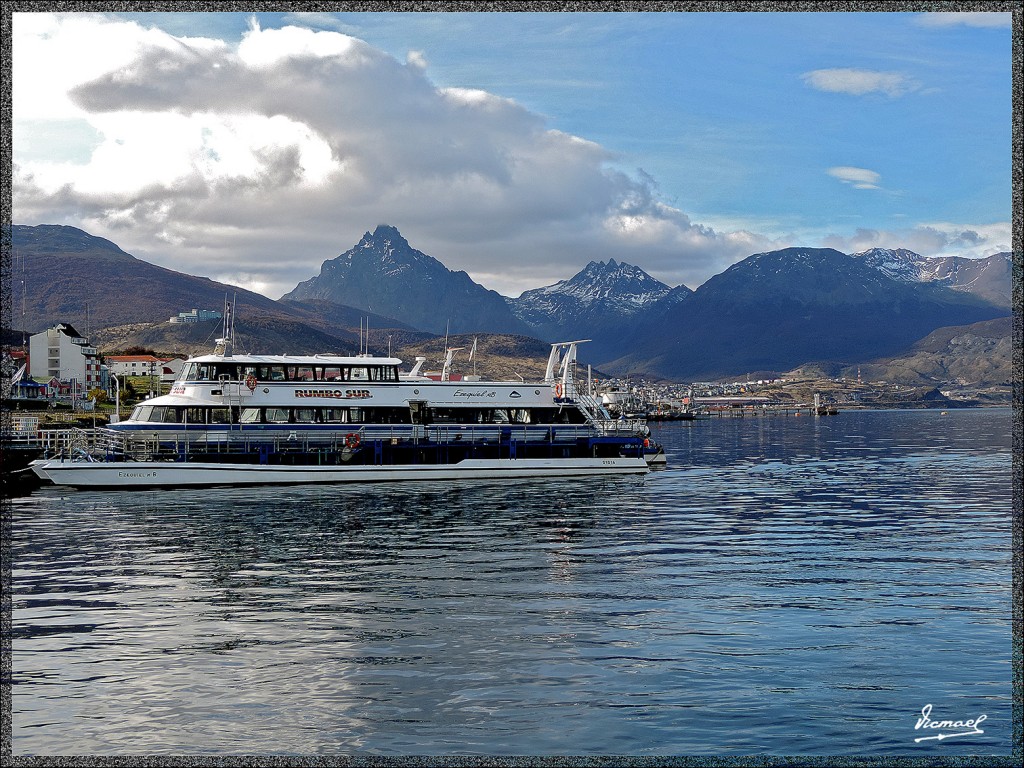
[{"xmin": 214, "ymin": 295, "xmax": 235, "ymax": 357}]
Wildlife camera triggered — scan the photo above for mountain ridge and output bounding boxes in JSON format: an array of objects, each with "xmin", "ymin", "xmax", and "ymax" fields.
[
  {"xmin": 7, "ymin": 223, "xmax": 1012, "ymax": 387},
  {"xmin": 851, "ymin": 247, "xmax": 1012, "ymax": 307},
  {"xmin": 604, "ymin": 246, "xmax": 1009, "ymax": 381}
]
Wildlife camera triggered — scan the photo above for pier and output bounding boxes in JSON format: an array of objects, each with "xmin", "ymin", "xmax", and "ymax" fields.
[
  {"xmin": 699, "ymin": 404, "xmax": 837, "ymax": 418},
  {"xmin": 645, "ymin": 395, "xmax": 839, "ymax": 420}
]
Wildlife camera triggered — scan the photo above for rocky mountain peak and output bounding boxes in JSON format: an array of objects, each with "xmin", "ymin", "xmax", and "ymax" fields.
[
  {"xmin": 508, "ymin": 259, "xmax": 679, "ymax": 351},
  {"xmin": 540, "ymin": 259, "xmax": 672, "ymax": 305},
  {"xmin": 360, "ymin": 224, "xmax": 408, "ymax": 250},
  {"xmin": 281, "ymin": 225, "xmax": 528, "ymax": 336}
]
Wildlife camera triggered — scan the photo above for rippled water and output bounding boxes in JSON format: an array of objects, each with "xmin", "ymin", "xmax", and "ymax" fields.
[{"xmin": 10, "ymin": 408, "xmax": 1014, "ymax": 756}]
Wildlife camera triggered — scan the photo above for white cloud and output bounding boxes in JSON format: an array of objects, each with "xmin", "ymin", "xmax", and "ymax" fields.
[
  {"xmin": 827, "ymin": 166, "xmax": 882, "ymax": 190},
  {"xmin": 801, "ymin": 68, "xmax": 920, "ymax": 97},
  {"xmin": 11, "ymin": 13, "xmax": 1005, "ymax": 305},
  {"xmin": 913, "ymin": 12, "xmax": 1012, "ymax": 28},
  {"xmin": 407, "ymin": 50, "xmax": 428, "ymax": 69},
  {"xmin": 821, "ymin": 221, "xmax": 1011, "ymax": 259},
  {"xmin": 13, "ymin": 13, "xmax": 765, "ymax": 298}
]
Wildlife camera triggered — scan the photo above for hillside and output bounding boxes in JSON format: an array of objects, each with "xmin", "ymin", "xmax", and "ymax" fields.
[
  {"xmin": 10, "ymin": 224, "xmax": 289, "ymax": 332},
  {"xmin": 846, "ymin": 315, "xmax": 1014, "ymax": 388},
  {"xmin": 89, "ymin": 317, "xmax": 361, "ymax": 358},
  {"xmin": 393, "ymin": 334, "xmax": 554, "ymax": 381}
]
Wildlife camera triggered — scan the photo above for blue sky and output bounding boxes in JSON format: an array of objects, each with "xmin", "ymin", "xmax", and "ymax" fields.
[{"xmin": 12, "ymin": 10, "xmax": 1013, "ymax": 298}]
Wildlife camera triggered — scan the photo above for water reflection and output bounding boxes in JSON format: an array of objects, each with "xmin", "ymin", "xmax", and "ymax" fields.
[{"xmin": 11, "ymin": 409, "xmax": 1013, "ymax": 755}]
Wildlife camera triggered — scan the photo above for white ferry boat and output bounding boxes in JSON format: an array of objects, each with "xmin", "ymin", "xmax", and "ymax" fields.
[{"xmin": 30, "ymin": 309, "xmax": 662, "ymax": 488}]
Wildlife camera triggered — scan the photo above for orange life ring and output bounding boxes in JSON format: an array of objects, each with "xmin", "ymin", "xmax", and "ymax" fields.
[
  {"xmin": 245, "ymin": 374, "xmax": 257, "ymax": 391},
  {"xmin": 554, "ymin": 383, "xmax": 563, "ymax": 398},
  {"xmin": 345, "ymin": 433, "xmax": 361, "ymax": 449}
]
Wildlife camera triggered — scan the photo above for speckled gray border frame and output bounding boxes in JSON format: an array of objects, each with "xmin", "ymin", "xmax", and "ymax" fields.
[{"xmin": 1, "ymin": 1, "xmax": 1020, "ymax": 765}]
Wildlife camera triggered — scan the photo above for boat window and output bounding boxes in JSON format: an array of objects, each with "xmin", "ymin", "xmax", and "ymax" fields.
[
  {"xmin": 209, "ymin": 408, "xmax": 231, "ymax": 424},
  {"xmin": 184, "ymin": 407, "xmax": 206, "ymax": 424},
  {"xmin": 532, "ymin": 408, "xmax": 557, "ymax": 424},
  {"xmin": 492, "ymin": 409, "xmax": 510, "ymax": 423},
  {"xmin": 294, "ymin": 366, "xmax": 314, "ymax": 381},
  {"xmin": 350, "ymin": 367, "xmax": 368, "ymax": 381},
  {"xmin": 374, "ymin": 407, "xmax": 411, "ymax": 424},
  {"xmin": 429, "ymin": 408, "xmax": 458, "ymax": 423},
  {"xmin": 349, "ymin": 408, "xmax": 363, "ymax": 422},
  {"xmin": 322, "ymin": 408, "xmax": 348, "ymax": 423},
  {"xmin": 240, "ymin": 408, "xmax": 260, "ymax": 423},
  {"xmin": 363, "ymin": 366, "xmax": 394, "ymax": 382},
  {"xmin": 265, "ymin": 407, "xmax": 290, "ymax": 423},
  {"xmin": 268, "ymin": 366, "xmax": 286, "ymax": 381},
  {"xmin": 163, "ymin": 407, "xmax": 182, "ymax": 423},
  {"xmin": 294, "ymin": 408, "xmax": 316, "ymax": 423},
  {"xmin": 132, "ymin": 406, "xmax": 153, "ymax": 422},
  {"xmin": 148, "ymin": 407, "xmax": 166, "ymax": 422}
]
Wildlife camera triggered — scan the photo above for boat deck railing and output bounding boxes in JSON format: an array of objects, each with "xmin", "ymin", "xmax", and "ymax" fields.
[
  {"xmin": 31, "ymin": 422, "xmax": 641, "ymax": 462},
  {"xmin": 591, "ymin": 418, "xmax": 650, "ymax": 436}
]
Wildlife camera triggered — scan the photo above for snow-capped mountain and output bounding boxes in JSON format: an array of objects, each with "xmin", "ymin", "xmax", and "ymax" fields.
[
  {"xmin": 525, "ymin": 259, "xmax": 672, "ymax": 310},
  {"xmin": 283, "ymin": 225, "xmax": 531, "ymax": 336},
  {"xmin": 851, "ymin": 249, "xmax": 1012, "ymax": 308},
  {"xmin": 509, "ymin": 259, "xmax": 687, "ymax": 344},
  {"xmin": 849, "ymin": 248, "xmax": 929, "ymax": 282},
  {"xmin": 608, "ymin": 247, "xmax": 1009, "ymax": 381}
]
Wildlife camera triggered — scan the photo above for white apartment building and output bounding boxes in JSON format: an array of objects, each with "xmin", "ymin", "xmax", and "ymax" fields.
[{"xmin": 28, "ymin": 323, "xmax": 102, "ymax": 394}]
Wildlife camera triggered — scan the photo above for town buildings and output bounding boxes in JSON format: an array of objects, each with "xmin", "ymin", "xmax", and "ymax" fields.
[
  {"xmin": 105, "ymin": 355, "xmax": 185, "ymax": 383},
  {"xmin": 169, "ymin": 308, "xmax": 222, "ymax": 324}
]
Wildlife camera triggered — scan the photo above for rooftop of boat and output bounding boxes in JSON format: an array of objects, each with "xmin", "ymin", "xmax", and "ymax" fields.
[{"xmin": 187, "ymin": 353, "xmax": 404, "ymax": 366}]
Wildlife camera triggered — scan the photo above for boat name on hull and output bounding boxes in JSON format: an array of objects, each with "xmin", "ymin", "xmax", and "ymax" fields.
[
  {"xmin": 294, "ymin": 389, "xmax": 372, "ymax": 399},
  {"xmin": 453, "ymin": 389, "xmax": 499, "ymax": 398}
]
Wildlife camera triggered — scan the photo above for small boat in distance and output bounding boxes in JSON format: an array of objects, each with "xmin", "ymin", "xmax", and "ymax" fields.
[{"xmin": 30, "ymin": 304, "xmax": 661, "ymax": 489}]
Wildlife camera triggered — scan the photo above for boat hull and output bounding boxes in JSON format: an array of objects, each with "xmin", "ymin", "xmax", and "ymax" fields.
[{"xmin": 30, "ymin": 456, "xmax": 649, "ymax": 488}]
